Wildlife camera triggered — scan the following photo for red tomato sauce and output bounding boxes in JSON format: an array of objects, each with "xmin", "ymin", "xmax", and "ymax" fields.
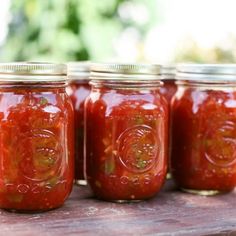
[
  {"xmin": 0, "ymin": 84, "xmax": 74, "ymax": 211},
  {"xmin": 160, "ymin": 79, "xmax": 177, "ymax": 104},
  {"xmin": 160, "ymin": 78, "xmax": 177, "ymax": 178},
  {"xmin": 85, "ymin": 86, "xmax": 168, "ymax": 201},
  {"xmin": 67, "ymin": 81, "xmax": 90, "ymax": 181},
  {"xmin": 171, "ymin": 85, "xmax": 236, "ymax": 192}
]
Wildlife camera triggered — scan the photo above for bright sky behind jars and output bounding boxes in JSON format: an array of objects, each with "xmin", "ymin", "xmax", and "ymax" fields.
[
  {"xmin": 115, "ymin": 0, "xmax": 236, "ymax": 63},
  {"xmin": 0, "ymin": 0, "xmax": 10, "ymax": 45}
]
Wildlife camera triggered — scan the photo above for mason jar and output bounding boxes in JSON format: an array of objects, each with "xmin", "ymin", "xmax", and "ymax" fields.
[
  {"xmin": 0, "ymin": 62, "xmax": 74, "ymax": 212},
  {"xmin": 67, "ymin": 62, "xmax": 90, "ymax": 186},
  {"xmin": 160, "ymin": 65, "xmax": 177, "ymax": 104},
  {"xmin": 160, "ymin": 65, "xmax": 177, "ymax": 180},
  {"xmin": 85, "ymin": 63, "xmax": 168, "ymax": 202},
  {"xmin": 171, "ymin": 64, "xmax": 236, "ymax": 195}
]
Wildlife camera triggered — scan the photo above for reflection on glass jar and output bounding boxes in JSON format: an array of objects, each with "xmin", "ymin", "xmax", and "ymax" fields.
[
  {"xmin": 0, "ymin": 62, "xmax": 74, "ymax": 212},
  {"xmin": 171, "ymin": 64, "xmax": 236, "ymax": 195},
  {"xmin": 160, "ymin": 65, "xmax": 177, "ymax": 180},
  {"xmin": 85, "ymin": 63, "xmax": 168, "ymax": 202},
  {"xmin": 160, "ymin": 65, "xmax": 177, "ymax": 104},
  {"xmin": 67, "ymin": 62, "xmax": 90, "ymax": 186}
]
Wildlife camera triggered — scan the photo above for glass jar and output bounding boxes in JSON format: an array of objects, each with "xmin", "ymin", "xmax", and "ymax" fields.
[
  {"xmin": 85, "ymin": 63, "xmax": 168, "ymax": 202},
  {"xmin": 0, "ymin": 62, "xmax": 74, "ymax": 212},
  {"xmin": 160, "ymin": 65, "xmax": 177, "ymax": 180},
  {"xmin": 160, "ymin": 65, "xmax": 177, "ymax": 104},
  {"xmin": 171, "ymin": 64, "xmax": 236, "ymax": 195},
  {"xmin": 67, "ymin": 62, "xmax": 90, "ymax": 186}
]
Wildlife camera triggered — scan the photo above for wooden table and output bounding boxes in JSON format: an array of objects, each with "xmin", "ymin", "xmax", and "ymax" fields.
[{"xmin": 0, "ymin": 180, "xmax": 236, "ymax": 236}]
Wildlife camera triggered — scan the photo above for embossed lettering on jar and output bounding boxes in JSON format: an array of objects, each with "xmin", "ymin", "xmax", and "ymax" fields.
[
  {"xmin": 85, "ymin": 63, "xmax": 168, "ymax": 202},
  {"xmin": 171, "ymin": 64, "xmax": 236, "ymax": 195},
  {"xmin": 0, "ymin": 63, "xmax": 74, "ymax": 211}
]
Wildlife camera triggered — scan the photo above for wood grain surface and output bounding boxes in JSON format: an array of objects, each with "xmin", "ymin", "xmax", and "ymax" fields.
[{"xmin": 0, "ymin": 180, "xmax": 236, "ymax": 236}]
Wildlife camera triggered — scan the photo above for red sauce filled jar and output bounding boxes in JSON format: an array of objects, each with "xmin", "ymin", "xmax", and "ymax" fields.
[
  {"xmin": 160, "ymin": 65, "xmax": 177, "ymax": 104},
  {"xmin": 0, "ymin": 62, "xmax": 74, "ymax": 212},
  {"xmin": 171, "ymin": 64, "xmax": 236, "ymax": 195},
  {"xmin": 67, "ymin": 62, "xmax": 90, "ymax": 186},
  {"xmin": 160, "ymin": 65, "xmax": 177, "ymax": 179},
  {"xmin": 85, "ymin": 63, "xmax": 168, "ymax": 202}
]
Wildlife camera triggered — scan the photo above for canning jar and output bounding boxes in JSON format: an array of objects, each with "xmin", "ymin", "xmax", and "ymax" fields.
[
  {"xmin": 160, "ymin": 65, "xmax": 177, "ymax": 104},
  {"xmin": 85, "ymin": 63, "xmax": 168, "ymax": 202},
  {"xmin": 160, "ymin": 65, "xmax": 177, "ymax": 179},
  {"xmin": 0, "ymin": 62, "xmax": 74, "ymax": 211},
  {"xmin": 171, "ymin": 64, "xmax": 236, "ymax": 195},
  {"xmin": 67, "ymin": 62, "xmax": 90, "ymax": 185}
]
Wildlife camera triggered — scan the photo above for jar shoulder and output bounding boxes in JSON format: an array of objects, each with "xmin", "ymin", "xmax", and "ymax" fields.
[
  {"xmin": 172, "ymin": 86, "xmax": 236, "ymax": 113},
  {"xmin": 86, "ymin": 89, "xmax": 168, "ymax": 114}
]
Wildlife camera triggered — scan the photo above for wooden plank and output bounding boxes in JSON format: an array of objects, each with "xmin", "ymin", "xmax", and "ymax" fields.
[{"xmin": 0, "ymin": 180, "xmax": 236, "ymax": 236}]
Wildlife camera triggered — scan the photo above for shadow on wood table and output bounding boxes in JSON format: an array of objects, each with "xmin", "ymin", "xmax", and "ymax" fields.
[{"xmin": 0, "ymin": 180, "xmax": 236, "ymax": 236}]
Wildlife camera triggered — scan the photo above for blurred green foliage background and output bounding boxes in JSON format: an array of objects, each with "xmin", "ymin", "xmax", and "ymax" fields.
[
  {"xmin": 1, "ymin": 0, "xmax": 157, "ymax": 62},
  {"xmin": 1, "ymin": 0, "xmax": 236, "ymax": 63}
]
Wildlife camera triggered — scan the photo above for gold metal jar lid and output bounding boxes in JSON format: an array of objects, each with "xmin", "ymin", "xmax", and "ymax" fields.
[
  {"xmin": 0, "ymin": 62, "xmax": 67, "ymax": 82},
  {"xmin": 177, "ymin": 64, "xmax": 236, "ymax": 82},
  {"xmin": 91, "ymin": 63, "xmax": 161, "ymax": 80}
]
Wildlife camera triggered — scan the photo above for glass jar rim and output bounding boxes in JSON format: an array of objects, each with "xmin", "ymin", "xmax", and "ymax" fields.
[
  {"xmin": 0, "ymin": 62, "xmax": 67, "ymax": 82},
  {"xmin": 176, "ymin": 63, "xmax": 236, "ymax": 83}
]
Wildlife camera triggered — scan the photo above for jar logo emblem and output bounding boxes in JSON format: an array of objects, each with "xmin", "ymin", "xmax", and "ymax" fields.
[
  {"xmin": 116, "ymin": 125, "xmax": 159, "ymax": 173},
  {"xmin": 204, "ymin": 120, "xmax": 236, "ymax": 167},
  {"xmin": 17, "ymin": 129, "xmax": 63, "ymax": 182}
]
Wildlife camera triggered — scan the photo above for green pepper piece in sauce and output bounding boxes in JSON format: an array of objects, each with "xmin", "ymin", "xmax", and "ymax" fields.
[
  {"xmin": 40, "ymin": 97, "xmax": 48, "ymax": 105},
  {"xmin": 104, "ymin": 158, "xmax": 115, "ymax": 175}
]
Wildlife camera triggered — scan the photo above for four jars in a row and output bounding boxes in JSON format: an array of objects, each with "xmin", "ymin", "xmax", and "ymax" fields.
[{"xmin": 0, "ymin": 62, "xmax": 234, "ymax": 212}]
